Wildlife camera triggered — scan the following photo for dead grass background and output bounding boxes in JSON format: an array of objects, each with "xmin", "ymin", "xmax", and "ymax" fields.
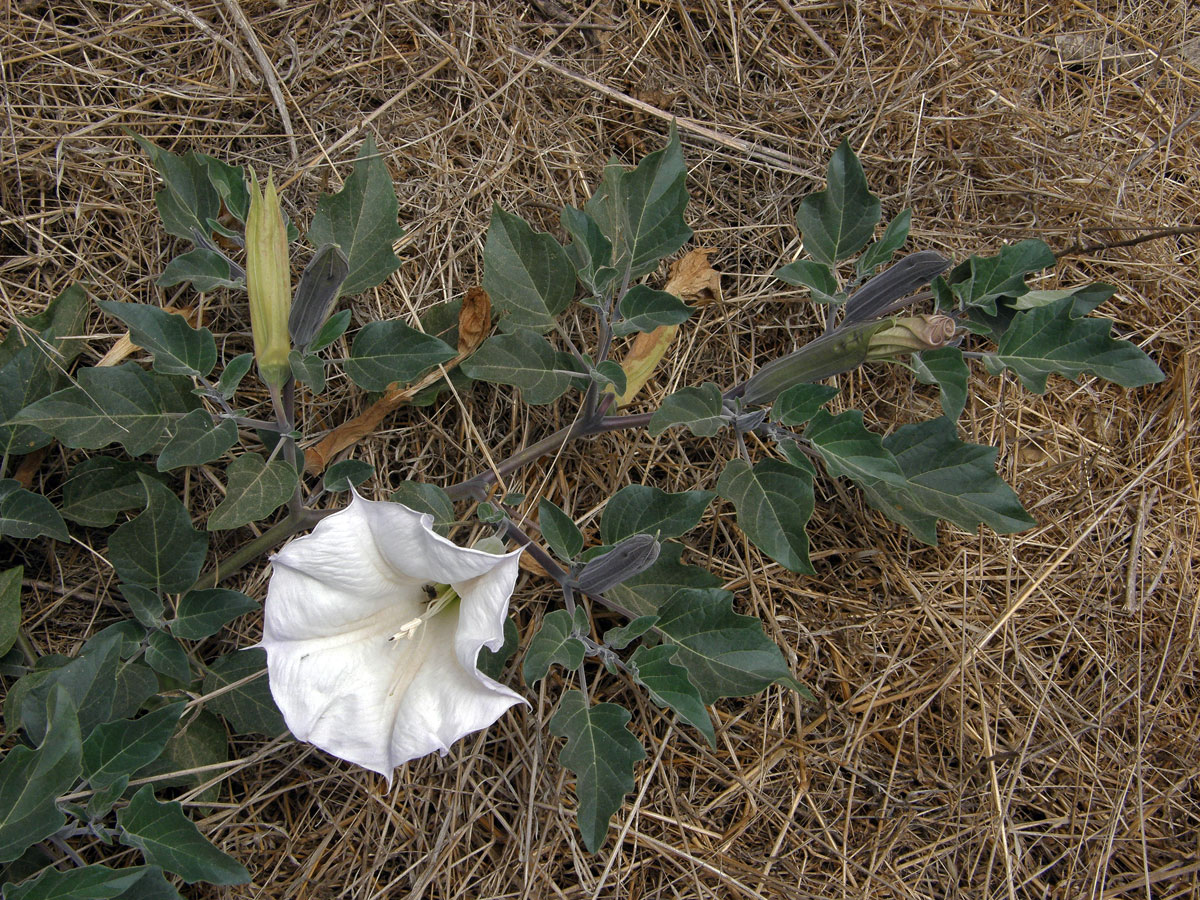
[{"xmin": 2, "ymin": 1, "xmax": 1198, "ymax": 898}]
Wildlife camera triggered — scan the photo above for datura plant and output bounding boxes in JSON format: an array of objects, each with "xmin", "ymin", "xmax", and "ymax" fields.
[{"xmin": 0, "ymin": 128, "xmax": 1164, "ymax": 892}]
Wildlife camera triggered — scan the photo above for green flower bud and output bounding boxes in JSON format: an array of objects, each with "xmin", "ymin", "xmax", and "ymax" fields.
[
  {"xmin": 865, "ymin": 314, "xmax": 957, "ymax": 360},
  {"xmin": 246, "ymin": 171, "xmax": 292, "ymax": 388}
]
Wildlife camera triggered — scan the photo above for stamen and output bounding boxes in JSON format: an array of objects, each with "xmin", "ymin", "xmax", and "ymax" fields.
[{"xmin": 387, "ymin": 585, "xmax": 459, "ymax": 642}]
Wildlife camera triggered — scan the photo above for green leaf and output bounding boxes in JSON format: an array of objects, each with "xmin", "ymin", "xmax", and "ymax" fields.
[
  {"xmin": 133, "ymin": 137, "xmax": 222, "ymax": 245},
  {"xmin": 549, "ymin": 691, "xmax": 646, "ymax": 853},
  {"xmin": 389, "ymin": 483, "xmax": 454, "ymax": 536},
  {"xmin": 215, "ymin": 353, "xmax": 253, "ymax": 400},
  {"xmin": 0, "ymin": 687, "xmax": 82, "ymax": 863},
  {"xmin": 603, "ymin": 615, "xmax": 658, "ymax": 650},
  {"xmin": 156, "ymin": 248, "xmax": 244, "ymax": 292},
  {"xmin": 794, "ymin": 139, "xmax": 881, "ymax": 266},
  {"xmin": 201, "ymin": 648, "xmax": 285, "ymax": 736},
  {"xmin": 61, "ymin": 458, "xmax": 166, "ymax": 526},
  {"xmin": 648, "ymin": 382, "xmax": 727, "ymax": 437},
  {"xmin": 0, "ymin": 566, "xmax": 20, "ymax": 657},
  {"xmin": 944, "ymin": 239, "xmax": 1056, "ymax": 314},
  {"xmin": 604, "ymin": 543, "xmax": 721, "ymax": 618},
  {"xmin": 591, "ymin": 360, "xmax": 627, "ymax": 397},
  {"xmin": 207, "ymin": 453, "xmax": 298, "ymax": 531},
  {"xmin": 344, "ymin": 320, "xmax": 456, "ymax": 392},
  {"xmin": 523, "ymin": 607, "xmax": 589, "ymax": 684},
  {"xmin": 855, "ymin": 416, "xmax": 1036, "ymax": 544},
  {"xmin": 538, "ymin": 498, "xmax": 583, "ymax": 560},
  {"xmin": 584, "ymin": 124, "xmax": 692, "ymax": 280},
  {"xmin": 309, "ymin": 308, "xmax": 352, "ymax": 354},
  {"xmin": 12, "ymin": 364, "xmax": 197, "ymax": 456},
  {"xmin": 855, "ymin": 208, "xmax": 912, "ymax": 276},
  {"xmin": 134, "ymin": 710, "xmax": 226, "ymax": 801},
  {"xmin": 804, "ymin": 410, "xmax": 909, "ymax": 488},
  {"xmin": 461, "ymin": 328, "xmax": 581, "ymax": 405},
  {"xmin": 775, "ymin": 259, "xmax": 840, "ymax": 305},
  {"xmin": 0, "ymin": 282, "xmax": 89, "ymax": 369},
  {"xmin": 561, "ymin": 206, "xmax": 617, "ymax": 297},
  {"xmin": 157, "ymin": 409, "xmax": 237, "ymax": 471},
  {"xmin": 1, "ymin": 864, "xmax": 161, "ymax": 900},
  {"xmin": 0, "ymin": 343, "xmax": 58, "ymax": 458},
  {"xmin": 144, "ymin": 632, "xmax": 191, "ymax": 683},
  {"xmin": 613, "ymin": 285, "xmax": 693, "ymax": 335},
  {"xmin": 987, "ymin": 298, "xmax": 1165, "ymax": 393},
  {"xmin": 770, "ymin": 383, "xmax": 839, "ymax": 426},
  {"xmin": 600, "ymin": 485, "xmax": 713, "ymax": 543},
  {"xmin": 477, "ymin": 616, "xmax": 519, "ymax": 682},
  {"xmin": 288, "ymin": 350, "xmax": 325, "ymax": 395},
  {"xmin": 912, "ymin": 347, "xmax": 969, "ymax": 419},
  {"xmin": 83, "ymin": 702, "xmax": 185, "ymax": 793},
  {"xmin": 1010, "ymin": 282, "xmax": 1114, "ymax": 315},
  {"xmin": 656, "ymin": 588, "xmax": 799, "ymax": 703},
  {"xmin": 629, "ymin": 644, "xmax": 714, "ymax": 745},
  {"xmin": 483, "ymin": 206, "xmax": 576, "ymax": 332},
  {"xmin": 109, "ymin": 476, "xmax": 208, "ymax": 592},
  {"xmin": 117, "ymin": 785, "xmax": 250, "ymax": 885},
  {"xmin": 323, "ymin": 459, "xmax": 373, "ymax": 492},
  {"xmin": 0, "ymin": 480, "xmax": 68, "ymax": 542},
  {"xmin": 716, "ymin": 458, "xmax": 815, "ymax": 573},
  {"xmin": 170, "ymin": 589, "xmax": 257, "ymax": 641},
  {"xmin": 121, "ymin": 584, "xmax": 166, "ymax": 630},
  {"xmin": 308, "ymin": 134, "xmax": 404, "ymax": 296}
]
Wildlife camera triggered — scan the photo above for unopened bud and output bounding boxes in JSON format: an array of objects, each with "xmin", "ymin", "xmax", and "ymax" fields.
[
  {"xmin": 575, "ymin": 534, "xmax": 661, "ymax": 595},
  {"xmin": 865, "ymin": 314, "xmax": 957, "ymax": 360},
  {"xmin": 246, "ymin": 171, "xmax": 292, "ymax": 387}
]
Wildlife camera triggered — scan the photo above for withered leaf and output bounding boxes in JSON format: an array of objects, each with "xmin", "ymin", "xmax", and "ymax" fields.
[{"xmin": 458, "ymin": 286, "xmax": 492, "ymax": 355}]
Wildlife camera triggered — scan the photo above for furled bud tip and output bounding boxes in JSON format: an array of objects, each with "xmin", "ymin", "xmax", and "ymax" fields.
[
  {"xmin": 865, "ymin": 314, "xmax": 958, "ymax": 360},
  {"xmin": 246, "ymin": 171, "xmax": 292, "ymax": 388}
]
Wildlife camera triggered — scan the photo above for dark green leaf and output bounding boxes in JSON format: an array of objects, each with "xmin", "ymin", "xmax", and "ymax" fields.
[
  {"xmin": 0, "ymin": 687, "xmax": 81, "ymax": 863},
  {"xmin": 855, "ymin": 208, "xmax": 912, "ymax": 276},
  {"xmin": 613, "ymin": 285, "xmax": 693, "ymax": 335},
  {"xmin": 290, "ymin": 244, "xmax": 349, "ymax": 349},
  {"xmin": 804, "ymin": 410, "xmax": 909, "ymax": 487},
  {"xmin": 61, "ymin": 457, "xmax": 167, "ymax": 526},
  {"xmin": 207, "ymin": 453, "xmax": 297, "ymax": 531},
  {"xmin": 476, "ymin": 501, "xmax": 504, "ymax": 524},
  {"xmin": 133, "ymin": 137, "xmax": 222, "ymax": 245},
  {"xmin": 629, "ymin": 644, "xmax": 714, "ymax": 745},
  {"xmin": 121, "ymin": 584, "xmax": 166, "ymax": 630},
  {"xmin": 716, "ymin": 458, "xmax": 815, "ymax": 573},
  {"xmin": 144, "ymin": 632, "xmax": 191, "ymax": 683},
  {"xmin": 0, "ymin": 343, "xmax": 57, "ymax": 458},
  {"xmin": 323, "ymin": 459, "xmax": 373, "ymax": 492},
  {"xmin": 523, "ymin": 608, "xmax": 589, "ymax": 684},
  {"xmin": 770, "ymin": 383, "xmax": 839, "ymax": 426},
  {"xmin": 157, "ymin": 409, "xmax": 237, "ymax": 471},
  {"xmin": 109, "ymin": 476, "xmax": 208, "ymax": 592},
  {"xmin": 775, "ymin": 259, "xmax": 840, "ymax": 305},
  {"xmin": 602, "ymin": 615, "xmax": 658, "ymax": 650},
  {"xmin": 550, "ymin": 691, "xmax": 645, "ymax": 853},
  {"xmin": 0, "ymin": 566, "xmax": 20, "ymax": 657},
  {"xmin": 215, "ymin": 353, "xmax": 253, "ymax": 400},
  {"xmin": 389, "ymin": 483, "xmax": 454, "ymax": 536},
  {"xmin": 171, "ymin": 589, "xmax": 257, "ymax": 641},
  {"xmin": 13, "ymin": 364, "xmax": 197, "ymax": 456},
  {"xmin": 484, "ymin": 206, "xmax": 576, "ymax": 332},
  {"xmin": 0, "ymin": 282, "xmax": 89, "ymax": 369},
  {"xmin": 538, "ymin": 498, "xmax": 583, "ymax": 560},
  {"xmin": 83, "ymin": 703, "xmax": 185, "ymax": 793},
  {"xmin": 156, "ymin": 248, "xmax": 242, "ymax": 292},
  {"xmin": 461, "ymin": 328, "xmax": 581, "ymax": 405},
  {"xmin": 344, "ymin": 320, "xmax": 455, "ymax": 392},
  {"xmin": 117, "ymin": 785, "xmax": 250, "ymax": 885},
  {"xmin": 309, "ymin": 308, "xmax": 352, "ymax": 354},
  {"xmin": 584, "ymin": 124, "xmax": 692, "ymax": 280},
  {"xmin": 656, "ymin": 588, "xmax": 799, "ymax": 703},
  {"xmin": 112, "ymin": 660, "xmax": 159, "ymax": 724},
  {"xmin": 561, "ymin": 206, "xmax": 617, "ymax": 297},
  {"xmin": 944, "ymin": 240, "xmax": 1056, "ymax": 314},
  {"xmin": 0, "ymin": 480, "xmax": 68, "ymax": 542},
  {"xmin": 600, "ymin": 485, "xmax": 713, "ymax": 543},
  {"xmin": 1, "ymin": 864, "xmax": 159, "ymax": 900},
  {"xmin": 912, "ymin": 347, "xmax": 969, "ymax": 419},
  {"xmin": 288, "ymin": 350, "xmax": 325, "ymax": 394},
  {"xmin": 477, "ymin": 616, "xmax": 519, "ymax": 682},
  {"xmin": 856, "ymin": 417, "xmax": 1036, "ymax": 544},
  {"xmin": 591, "ymin": 360, "xmax": 626, "ymax": 396},
  {"xmin": 134, "ymin": 711, "xmax": 226, "ymax": 801},
  {"xmin": 202, "ymin": 648, "xmax": 285, "ymax": 736},
  {"xmin": 794, "ymin": 139, "xmax": 881, "ymax": 266},
  {"xmin": 987, "ymin": 298, "xmax": 1165, "ymax": 393},
  {"xmin": 308, "ymin": 135, "xmax": 404, "ymax": 296},
  {"xmin": 648, "ymin": 382, "xmax": 727, "ymax": 437},
  {"xmin": 604, "ymin": 543, "xmax": 721, "ymax": 618}
]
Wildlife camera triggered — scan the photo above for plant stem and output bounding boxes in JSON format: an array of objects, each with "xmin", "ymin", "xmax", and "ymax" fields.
[{"xmin": 188, "ymin": 509, "xmax": 319, "ymax": 592}]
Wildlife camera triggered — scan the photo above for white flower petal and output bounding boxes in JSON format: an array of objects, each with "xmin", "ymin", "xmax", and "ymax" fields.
[{"xmin": 260, "ymin": 492, "xmax": 526, "ymax": 781}]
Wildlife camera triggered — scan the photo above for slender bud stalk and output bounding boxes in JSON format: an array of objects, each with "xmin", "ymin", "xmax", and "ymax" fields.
[{"xmin": 246, "ymin": 172, "xmax": 292, "ymax": 388}]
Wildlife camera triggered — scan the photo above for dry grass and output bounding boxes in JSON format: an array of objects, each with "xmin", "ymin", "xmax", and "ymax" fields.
[{"xmin": 3, "ymin": 1, "xmax": 1199, "ymax": 898}]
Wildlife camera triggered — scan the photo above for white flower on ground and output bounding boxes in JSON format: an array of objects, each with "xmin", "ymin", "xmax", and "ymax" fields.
[{"xmin": 259, "ymin": 492, "xmax": 525, "ymax": 781}]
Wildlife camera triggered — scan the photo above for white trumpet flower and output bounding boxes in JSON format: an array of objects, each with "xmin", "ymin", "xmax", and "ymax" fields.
[{"xmin": 259, "ymin": 492, "xmax": 525, "ymax": 781}]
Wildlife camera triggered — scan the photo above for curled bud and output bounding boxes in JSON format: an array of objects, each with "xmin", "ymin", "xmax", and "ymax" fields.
[
  {"xmin": 574, "ymin": 533, "xmax": 661, "ymax": 595},
  {"xmin": 865, "ymin": 314, "xmax": 958, "ymax": 360},
  {"xmin": 246, "ymin": 171, "xmax": 292, "ymax": 387}
]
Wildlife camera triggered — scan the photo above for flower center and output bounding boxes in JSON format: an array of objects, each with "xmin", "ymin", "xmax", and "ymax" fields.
[{"xmin": 388, "ymin": 584, "xmax": 458, "ymax": 642}]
